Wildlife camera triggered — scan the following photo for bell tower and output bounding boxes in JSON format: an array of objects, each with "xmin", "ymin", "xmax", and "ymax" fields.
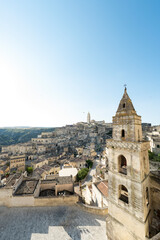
[
  {"xmin": 106, "ymin": 88, "xmax": 150, "ymax": 240},
  {"xmin": 87, "ymin": 112, "xmax": 91, "ymax": 124}
]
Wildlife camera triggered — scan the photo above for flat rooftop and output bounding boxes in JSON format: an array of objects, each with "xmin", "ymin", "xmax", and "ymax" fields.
[
  {"xmin": 14, "ymin": 180, "xmax": 38, "ymax": 195},
  {"xmin": 41, "ymin": 176, "xmax": 73, "ymax": 185}
]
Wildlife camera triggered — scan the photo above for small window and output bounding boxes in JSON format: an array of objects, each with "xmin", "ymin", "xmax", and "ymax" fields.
[
  {"xmin": 146, "ymin": 187, "xmax": 149, "ymax": 206},
  {"xmin": 123, "ymin": 103, "xmax": 125, "ymax": 108},
  {"xmin": 138, "ymin": 130, "xmax": 140, "ymax": 142},
  {"xmin": 121, "ymin": 129, "xmax": 125, "ymax": 138},
  {"xmin": 157, "ymin": 145, "xmax": 160, "ymax": 148}
]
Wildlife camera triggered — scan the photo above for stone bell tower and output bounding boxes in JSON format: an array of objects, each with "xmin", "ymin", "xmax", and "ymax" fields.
[
  {"xmin": 106, "ymin": 88, "xmax": 150, "ymax": 240},
  {"xmin": 87, "ymin": 112, "xmax": 91, "ymax": 124}
]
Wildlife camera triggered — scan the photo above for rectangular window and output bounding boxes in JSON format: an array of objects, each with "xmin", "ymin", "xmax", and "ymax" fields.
[{"xmin": 146, "ymin": 187, "xmax": 149, "ymax": 206}]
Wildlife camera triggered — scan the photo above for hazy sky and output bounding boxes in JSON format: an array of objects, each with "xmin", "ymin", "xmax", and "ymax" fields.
[{"xmin": 0, "ymin": 0, "xmax": 160, "ymax": 127}]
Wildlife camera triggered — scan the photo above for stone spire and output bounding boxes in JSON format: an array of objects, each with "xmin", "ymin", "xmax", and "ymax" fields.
[
  {"xmin": 116, "ymin": 87, "xmax": 137, "ymax": 116},
  {"xmin": 112, "ymin": 87, "xmax": 142, "ymax": 142}
]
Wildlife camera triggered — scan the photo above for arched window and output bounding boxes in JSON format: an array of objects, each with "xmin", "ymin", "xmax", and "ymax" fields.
[
  {"xmin": 119, "ymin": 185, "xmax": 128, "ymax": 204},
  {"xmin": 118, "ymin": 155, "xmax": 127, "ymax": 175},
  {"xmin": 121, "ymin": 129, "xmax": 125, "ymax": 139},
  {"xmin": 123, "ymin": 103, "xmax": 126, "ymax": 108}
]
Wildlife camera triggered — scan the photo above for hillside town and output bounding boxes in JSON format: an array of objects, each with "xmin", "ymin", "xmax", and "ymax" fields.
[
  {"xmin": 0, "ymin": 113, "xmax": 112, "ymax": 180},
  {"xmin": 0, "ymin": 114, "xmax": 112, "ymax": 206},
  {"xmin": 0, "ymin": 90, "xmax": 160, "ymax": 240}
]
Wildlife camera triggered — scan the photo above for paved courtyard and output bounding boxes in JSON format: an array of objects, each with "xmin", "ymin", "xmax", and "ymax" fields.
[{"xmin": 0, "ymin": 205, "xmax": 107, "ymax": 240}]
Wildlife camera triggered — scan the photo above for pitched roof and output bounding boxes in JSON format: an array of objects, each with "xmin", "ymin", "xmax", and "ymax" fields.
[{"xmin": 95, "ymin": 180, "xmax": 108, "ymax": 198}]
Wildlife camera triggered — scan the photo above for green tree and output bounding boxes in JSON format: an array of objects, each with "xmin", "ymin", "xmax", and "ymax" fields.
[
  {"xmin": 26, "ymin": 167, "xmax": 33, "ymax": 174},
  {"xmin": 86, "ymin": 160, "xmax": 93, "ymax": 169},
  {"xmin": 77, "ymin": 168, "xmax": 89, "ymax": 181}
]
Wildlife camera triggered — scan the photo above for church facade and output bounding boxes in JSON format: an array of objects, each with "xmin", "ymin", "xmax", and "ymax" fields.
[{"xmin": 106, "ymin": 88, "xmax": 151, "ymax": 240}]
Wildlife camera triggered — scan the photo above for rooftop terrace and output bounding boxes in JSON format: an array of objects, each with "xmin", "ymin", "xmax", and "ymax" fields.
[
  {"xmin": 0, "ymin": 206, "xmax": 107, "ymax": 240},
  {"xmin": 14, "ymin": 180, "xmax": 38, "ymax": 195}
]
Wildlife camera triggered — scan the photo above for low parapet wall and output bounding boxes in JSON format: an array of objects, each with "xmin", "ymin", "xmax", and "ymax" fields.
[
  {"xmin": 77, "ymin": 202, "xmax": 108, "ymax": 215},
  {"xmin": 0, "ymin": 194, "xmax": 79, "ymax": 207},
  {"xmin": 34, "ymin": 195, "xmax": 78, "ymax": 207}
]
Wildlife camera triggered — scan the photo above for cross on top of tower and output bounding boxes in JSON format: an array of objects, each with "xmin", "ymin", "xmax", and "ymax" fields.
[{"xmin": 124, "ymin": 84, "xmax": 127, "ymax": 92}]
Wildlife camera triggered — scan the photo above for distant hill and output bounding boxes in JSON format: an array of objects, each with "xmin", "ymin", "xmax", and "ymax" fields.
[{"xmin": 0, "ymin": 128, "xmax": 55, "ymax": 146}]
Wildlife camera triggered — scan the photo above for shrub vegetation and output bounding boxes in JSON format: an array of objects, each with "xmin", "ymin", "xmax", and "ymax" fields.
[
  {"xmin": 148, "ymin": 151, "xmax": 160, "ymax": 162},
  {"xmin": 26, "ymin": 167, "xmax": 33, "ymax": 174},
  {"xmin": 77, "ymin": 168, "xmax": 89, "ymax": 181}
]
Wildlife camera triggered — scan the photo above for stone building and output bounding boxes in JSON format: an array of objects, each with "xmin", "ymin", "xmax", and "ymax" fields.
[
  {"xmin": 149, "ymin": 171, "xmax": 160, "ymax": 237},
  {"xmin": 0, "ymin": 173, "xmax": 77, "ymax": 207},
  {"xmin": 70, "ymin": 157, "xmax": 87, "ymax": 169},
  {"xmin": 151, "ymin": 137, "xmax": 160, "ymax": 154},
  {"xmin": 92, "ymin": 181, "xmax": 108, "ymax": 208},
  {"xmin": 31, "ymin": 158, "xmax": 48, "ymax": 170},
  {"xmin": 0, "ymin": 165, "xmax": 10, "ymax": 175},
  {"xmin": 59, "ymin": 165, "xmax": 78, "ymax": 181},
  {"xmin": 2, "ymin": 143, "xmax": 35, "ymax": 155},
  {"xmin": 10, "ymin": 155, "xmax": 26, "ymax": 172},
  {"xmin": 106, "ymin": 88, "xmax": 151, "ymax": 240}
]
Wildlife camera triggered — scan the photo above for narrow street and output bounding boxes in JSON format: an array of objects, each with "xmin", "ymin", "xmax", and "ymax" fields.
[{"xmin": 84, "ymin": 158, "xmax": 99, "ymax": 184}]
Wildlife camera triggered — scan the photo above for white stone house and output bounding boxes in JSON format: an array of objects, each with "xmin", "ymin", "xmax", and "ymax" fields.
[
  {"xmin": 92, "ymin": 181, "xmax": 108, "ymax": 208},
  {"xmin": 84, "ymin": 180, "xmax": 108, "ymax": 208},
  {"xmin": 84, "ymin": 183, "xmax": 92, "ymax": 205},
  {"xmin": 59, "ymin": 166, "xmax": 78, "ymax": 181}
]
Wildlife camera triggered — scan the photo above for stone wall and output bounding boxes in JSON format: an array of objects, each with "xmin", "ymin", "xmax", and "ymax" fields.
[
  {"xmin": 0, "ymin": 188, "xmax": 12, "ymax": 206},
  {"xmin": 35, "ymin": 195, "xmax": 78, "ymax": 206},
  {"xmin": 149, "ymin": 172, "xmax": 160, "ymax": 237},
  {"xmin": 106, "ymin": 203, "xmax": 150, "ymax": 240},
  {"xmin": 10, "ymin": 195, "xmax": 35, "ymax": 207},
  {"xmin": 112, "ymin": 115, "xmax": 142, "ymax": 142},
  {"xmin": 55, "ymin": 183, "xmax": 74, "ymax": 195},
  {"xmin": 34, "ymin": 180, "xmax": 41, "ymax": 197},
  {"xmin": 77, "ymin": 202, "xmax": 108, "ymax": 215},
  {"xmin": 106, "ymin": 214, "xmax": 147, "ymax": 240},
  {"xmin": 0, "ymin": 191, "xmax": 78, "ymax": 207}
]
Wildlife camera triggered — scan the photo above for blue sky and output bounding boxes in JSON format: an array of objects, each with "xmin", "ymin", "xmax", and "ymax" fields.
[{"xmin": 0, "ymin": 0, "xmax": 160, "ymax": 127}]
